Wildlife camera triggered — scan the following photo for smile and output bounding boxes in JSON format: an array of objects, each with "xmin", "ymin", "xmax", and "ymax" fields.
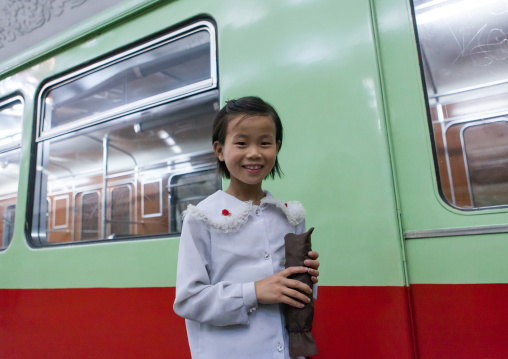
[{"xmin": 243, "ymin": 165, "xmax": 263, "ymax": 170}]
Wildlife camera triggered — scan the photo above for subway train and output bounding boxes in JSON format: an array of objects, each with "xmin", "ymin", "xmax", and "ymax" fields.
[{"xmin": 1, "ymin": 0, "xmax": 508, "ymax": 358}]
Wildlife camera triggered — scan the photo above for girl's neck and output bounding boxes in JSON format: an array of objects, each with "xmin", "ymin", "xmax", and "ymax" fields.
[{"xmin": 225, "ymin": 180, "xmax": 265, "ymax": 205}]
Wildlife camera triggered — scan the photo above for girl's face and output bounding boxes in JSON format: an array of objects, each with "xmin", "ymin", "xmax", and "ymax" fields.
[{"xmin": 214, "ymin": 115, "xmax": 279, "ymax": 189}]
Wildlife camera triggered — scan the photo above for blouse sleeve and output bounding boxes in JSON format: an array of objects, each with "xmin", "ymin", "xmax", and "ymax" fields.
[{"xmin": 173, "ymin": 214, "xmax": 257, "ymax": 326}]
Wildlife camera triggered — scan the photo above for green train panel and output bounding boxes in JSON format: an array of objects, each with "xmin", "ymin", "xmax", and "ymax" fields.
[{"xmin": 0, "ymin": 0, "xmax": 507, "ymax": 358}]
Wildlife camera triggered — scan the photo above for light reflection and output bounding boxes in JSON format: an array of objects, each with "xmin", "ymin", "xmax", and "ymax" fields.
[
  {"xmin": 285, "ymin": 0, "xmax": 316, "ymax": 4},
  {"xmin": 222, "ymin": 1, "xmax": 268, "ymax": 28},
  {"xmin": 157, "ymin": 129, "xmax": 178, "ymax": 148},
  {"xmin": 286, "ymin": 39, "xmax": 334, "ymax": 65},
  {"xmin": 362, "ymin": 78, "xmax": 378, "ymax": 109},
  {"xmin": 416, "ymin": 0, "xmax": 501, "ymax": 25},
  {"xmin": 0, "ymin": 134, "xmax": 21, "ymax": 147}
]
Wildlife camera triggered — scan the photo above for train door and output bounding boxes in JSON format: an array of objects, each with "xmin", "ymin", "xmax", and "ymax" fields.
[{"xmin": 375, "ymin": 0, "xmax": 508, "ymax": 357}]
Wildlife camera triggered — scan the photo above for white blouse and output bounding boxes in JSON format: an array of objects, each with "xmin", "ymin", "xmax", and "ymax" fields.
[{"xmin": 173, "ymin": 190, "xmax": 306, "ymax": 359}]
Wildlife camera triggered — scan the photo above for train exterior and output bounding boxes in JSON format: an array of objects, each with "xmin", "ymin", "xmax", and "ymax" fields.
[{"xmin": 1, "ymin": 0, "xmax": 507, "ymax": 358}]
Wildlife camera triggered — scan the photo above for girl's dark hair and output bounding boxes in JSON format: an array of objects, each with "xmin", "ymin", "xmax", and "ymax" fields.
[{"xmin": 212, "ymin": 96, "xmax": 284, "ymax": 179}]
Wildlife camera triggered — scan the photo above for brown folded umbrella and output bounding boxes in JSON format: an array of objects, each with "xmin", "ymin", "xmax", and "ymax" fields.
[{"xmin": 284, "ymin": 227, "xmax": 318, "ymax": 357}]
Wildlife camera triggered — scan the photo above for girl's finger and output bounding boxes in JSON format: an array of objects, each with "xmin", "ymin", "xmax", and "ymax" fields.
[
  {"xmin": 304, "ymin": 259, "xmax": 320, "ymax": 269},
  {"xmin": 284, "ymin": 278, "xmax": 312, "ymax": 294},
  {"xmin": 308, "ymin": 251, "xmax": 319, "ymax": 259},
  {"xmin": 283, "ymin": 288, "xmax": 311, "ymax": 304},
  {"xmin": 280, "ymin": 294, "xmax": 306, "ymax": 308},
  {"xmin": 307, "ymin": 268, "xmax": 319, "ymax": 277},
  {"xmin": 281, "ymin": 266, "xmax": 308, "ymax": 277}
]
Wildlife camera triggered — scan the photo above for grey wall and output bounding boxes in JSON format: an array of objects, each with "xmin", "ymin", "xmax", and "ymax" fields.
[{"xmin": 0, "ymin": 0, "xmax": 123, "ymax": 61}]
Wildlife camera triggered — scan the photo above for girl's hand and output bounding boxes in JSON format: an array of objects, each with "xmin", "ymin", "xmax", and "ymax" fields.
[
  {"xmin": 305, "ymin": 251, "xmax": 320, "ymax": 284},
  {"xmin": 254, "ymin": 267, "xmax": 312, "ymax": 308}
]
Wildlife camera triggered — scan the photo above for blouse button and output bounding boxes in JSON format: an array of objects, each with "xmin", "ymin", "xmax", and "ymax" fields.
[
  {"xmin": 255, "ymin": 208, "xmax": 261, "ymax": 215},
  {"xmin": 264, "ymin": 252, "xmax": 270, "ymax": 260},
  {"xmin": 277, "ymin": 342, "xmax": 284, "ymax": 352}
]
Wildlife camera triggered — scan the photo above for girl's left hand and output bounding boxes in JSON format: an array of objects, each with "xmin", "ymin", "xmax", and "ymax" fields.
[{"xmin": 304, "ymin": 251, "xmax": 320, "ymax": 284}]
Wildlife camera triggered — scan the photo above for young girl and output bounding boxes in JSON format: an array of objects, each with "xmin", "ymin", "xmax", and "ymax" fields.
[{"xmin": 173, "ymin": 96, "xmax": 320, "ymax": 359}]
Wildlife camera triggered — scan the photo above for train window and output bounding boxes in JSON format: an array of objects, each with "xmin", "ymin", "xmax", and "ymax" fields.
[
  {"xmin": 2, "ymin": 205, "xmax": 16, "ymax": 249},
  {"xmin": 169, "ymin": 169, "xmax": 222, "ymax": 233},
  {"xmin": 81, "ymin": 192, "xmax": 100, "ymax": 241},
  {"xmin": 110, "ymin": 186, "xmax": 132, "ymax": 238},
  {"xmin": 412, "ymin": 0, "xmax": 508, "ymax": 209},
  {"xmin": 38, "ymin": 23, "xmax": 216, "ymax": 140},
  {"xmin": 31, "ymin": 22, "xmax": 220, "ymax": 246},
  {"xmin": 53, "ymin": 195, "xmax": 70, "ymax": 229},
  {"xmin": 142, "ymin": 179, "xmax": 163, "ymax": 218},
  {"xmin": 0, "ymin": 97, "xmax": 23, "ymax": 250}
]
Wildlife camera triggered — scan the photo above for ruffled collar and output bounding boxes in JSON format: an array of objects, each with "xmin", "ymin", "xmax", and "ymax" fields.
[{"xmin": 183, "ymin": 190, "xmax": 305, "ymax": 233}]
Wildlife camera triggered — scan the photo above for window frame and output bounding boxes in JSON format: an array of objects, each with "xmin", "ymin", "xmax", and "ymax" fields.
[
  {"xmin": 0, "ymin": 95, "xmax": 24, "ymax": 251},
  {"xmin": 0, "ymin": 95, "xmax": 24, "ymax": 152},
  {"xmin": 409, "ymin": 0, "xmax": 508, "ymax": 211},
  {"xmin": 80, "ymin": 190, "xmax": 101, "ymax": 242},
  {"xmin": 36, "ymin": 21, "xmax": 217, "ymax": 142},
  {"xmin": 142, "ymin": 179, "xmax": 163, "ymax": 219},
  {"xmin": 168, "ymin": 167, "xmax": 222, "ymax": 233},
  {"xmin": 30, "ymin": 20, "xmax": 220, "ymax": 247}
]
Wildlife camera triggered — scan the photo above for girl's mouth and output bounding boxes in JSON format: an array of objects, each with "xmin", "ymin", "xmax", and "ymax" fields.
[{"xmin": 243, "ymin": 165, "xmax": 263, "ymax": 172}]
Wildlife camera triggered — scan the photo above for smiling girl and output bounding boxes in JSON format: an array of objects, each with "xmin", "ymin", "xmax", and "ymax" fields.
[{"xmin": 173, "ymin": 96, "xmax": 320, "ymax": 359}]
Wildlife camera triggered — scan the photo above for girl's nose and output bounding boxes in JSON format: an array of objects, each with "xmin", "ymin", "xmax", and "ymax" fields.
[{"xmin": 246, "ymin": 146, "xmax": 261, "ymax": 158}]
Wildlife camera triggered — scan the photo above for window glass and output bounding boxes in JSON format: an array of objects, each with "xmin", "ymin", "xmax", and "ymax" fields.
[
  {"xmin": 32, "ymin": 23, "xmax": 220, "ymax": 245},
  {"xmin": 40, "ymin": 29, "xmax": 213, "ymax": 137},
  {"xmin": 110, "ymin": 186, "xmax": 132, "ymax": 238},
  {"xmin": 0, "ymin": 100, "xmax": 23, "ymax": 151},
  {"xmin": 169, "ymin": 169, "xmax": 222, "ymax": 233},
  {"xmin": 142, "ymin": 180, "xmax": 162, "ymax": 218},
  {"xmin": 463, "ymin": 120, "xmax": 508, "ymax": 207},
  {"xmin": 412, "ymin": 0, "xmax": 508, "ymax": 209},
  {"xmin": 81, "ymin": 192, "xmax": 100, "ymax": 241},
  {"xmin": 2, "ymin": 205, "xmax": 16, "ymax": 249},
  {"xmin": 0, "ymin": 98, "xmax": 23, "ymax": 250},
  {"xmin": 33, "ymin": 93, "xmax": 219, "ymax": 245}
]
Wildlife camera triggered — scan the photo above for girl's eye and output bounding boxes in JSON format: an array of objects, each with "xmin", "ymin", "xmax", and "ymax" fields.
[
  {"xmin": 261, "ymin": 142, "xmax": 272, "ymax": 146},
  {"xmin": 236, "ymin": 142, "xmax": 246, "ymax": 146}
]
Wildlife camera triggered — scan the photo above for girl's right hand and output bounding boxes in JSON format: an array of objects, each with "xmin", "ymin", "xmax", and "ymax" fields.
[{"xmin": 254, "ymin": 267, "xmax": 312, "ymax": 308}]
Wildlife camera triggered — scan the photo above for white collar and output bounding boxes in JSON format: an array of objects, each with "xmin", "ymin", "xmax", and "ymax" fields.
[{"xmin": 183, "ymin": 190, "xmax": 305, "ymax": 233}]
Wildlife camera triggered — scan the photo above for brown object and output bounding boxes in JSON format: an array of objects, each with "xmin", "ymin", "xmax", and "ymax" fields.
[{"xmin": 284, "ymin": 227, "xmax": 318, "ymax": 357}]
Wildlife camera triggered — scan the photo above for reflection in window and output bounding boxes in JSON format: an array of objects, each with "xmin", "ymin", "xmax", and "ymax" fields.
[
  {"xmin": 110, "ymin": 186, "xmax": 131, "ymax": 238},
  {"xmin": 2, "ymin": 205, "xmax": 15, "ymax": 248},
  {"xmin": 0, "ymin": 97, "xmax": 23, "ymax": 249},
  {"xmin": 169, "ymin": 169, "xmax": 222, "ymax": 233},
  {"xmin": 41, "ymin": 29, "xmax": 213, "ymax": 135},
  {"xmin": 142, "ymin": 180, "xmax": 162, "ymax": 218},
  {"xmin": 413, "ymin": 0, "xmax": 508, "ymax": 209},
  {"xmin": 463, "ymin": 120, "xmax": 508, "ymax": 207},
  {"xmin": 81, "ymin": 192, "xmax": 100, "ymax": 241}
]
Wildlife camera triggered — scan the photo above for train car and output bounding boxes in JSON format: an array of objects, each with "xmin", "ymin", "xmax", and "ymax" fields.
[{"xmin": 1, "ymin": 0, "xmax": 507, "ymax": 358}]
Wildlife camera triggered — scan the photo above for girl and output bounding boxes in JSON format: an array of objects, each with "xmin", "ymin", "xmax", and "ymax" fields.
[{"xmin": 174, "ymin": 96, "xmax": 320, "ymax": 359}]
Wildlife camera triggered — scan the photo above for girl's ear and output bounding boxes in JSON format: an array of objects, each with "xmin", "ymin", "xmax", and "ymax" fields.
[
  {"xmin": 213, "ymin": 141, "xmax": 225, "ymax": 161},
  {"xmin": 276, "ymin": 140, "xmax": 281, "ymax": 154}
]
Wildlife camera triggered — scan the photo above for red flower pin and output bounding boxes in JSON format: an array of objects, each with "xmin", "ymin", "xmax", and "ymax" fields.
[
  {"xmin": 222, "ymin": 209, "xmax": 231, "ymax": 216},
  {"xmin": 284, "ymin": 203, "xmax": 288, "ymax": 207}
]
